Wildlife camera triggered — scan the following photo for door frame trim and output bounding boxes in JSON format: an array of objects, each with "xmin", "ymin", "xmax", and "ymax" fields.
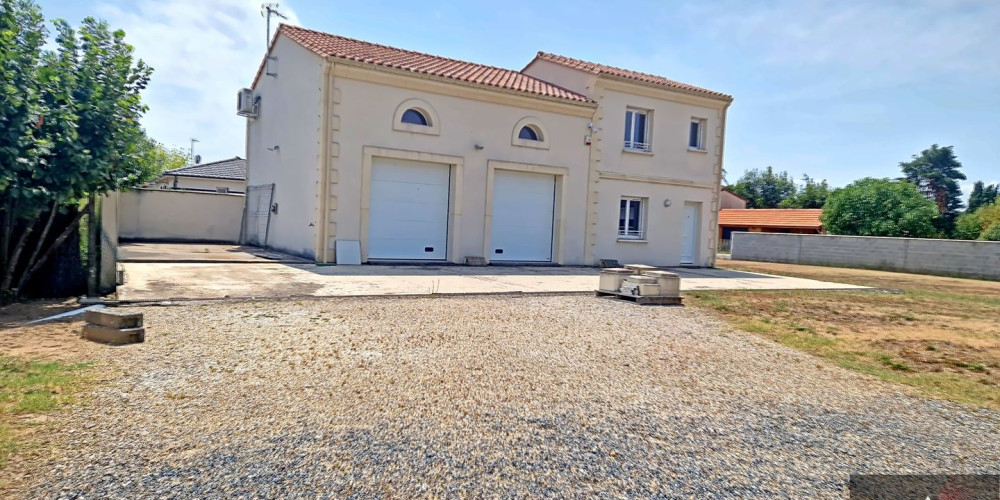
[
  {"xmin": 681, "ymin": 201, "xmax": 702, "ymax": 265},
  {"xmin": 484, "ymin": 160, "xmax": 568, "ymax": 265},
  {"xmin": 361, "ymin": 146, "xmax": 465, "ymax": 263}
]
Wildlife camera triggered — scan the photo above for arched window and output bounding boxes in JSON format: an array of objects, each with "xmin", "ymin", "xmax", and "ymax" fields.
[
  {"xmin": 518, "ymin": 125, "xmax": 540, "ymax": 141},
  {"xmin": 511, "ymin": 117, "xmax": 549, "ymax": 149},
  {"xmin": 401, "ymin": 108, "xmax": 429, "ymax": 126}
]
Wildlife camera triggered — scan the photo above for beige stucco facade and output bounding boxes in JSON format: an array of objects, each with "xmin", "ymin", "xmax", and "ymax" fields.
[
  {"xmin": 118, "ymin": 189, "xmax": 244, "ymax": 243},
  {"xmin": 720, "ymin": 189, "xmax": 748, "ymax": 209},
  {"xmin": 246, "ymin": 33, "xmax": 730, "ymax": 266}
]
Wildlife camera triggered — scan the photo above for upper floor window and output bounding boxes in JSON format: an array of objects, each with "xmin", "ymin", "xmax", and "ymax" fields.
[
  {"xmin": 624, "ymin": 108, "xmax": 650, "ymax": 152},
  {"xmin": 401, "ymin": 108, "xmax": 429, "ymax": 126},
  {"xmin": 689, "ymin": 118, "xmax": 707, "ymax": 150},
  {"xmin": 518, "ymin": 125, "xmax": 540, "ymax": 141}
]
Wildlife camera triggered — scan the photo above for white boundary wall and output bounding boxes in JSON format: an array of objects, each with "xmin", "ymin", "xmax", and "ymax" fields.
[
  {"xmin": 119, "ymin": 189, "xmax": 244, "ymax": 243},
  {"xmin": 731, "ymin": 232, "xmax": 1000, "ymax": 281}
]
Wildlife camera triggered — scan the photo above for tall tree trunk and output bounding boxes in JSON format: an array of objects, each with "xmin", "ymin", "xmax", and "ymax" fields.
[
  {"xmin": 10, "ymin": 200, "xmax": 60, "ymax": 292},
  {"xmin": 0, "ymin": 213, "xmax": 38, "ymax": 291},
  {"xmin": 1, "ymin": 197, "xmax": 13, "ymax": 276},
  {"xmin": 15, "ymin": 203, "xmax": 89, "ymax": 295}
]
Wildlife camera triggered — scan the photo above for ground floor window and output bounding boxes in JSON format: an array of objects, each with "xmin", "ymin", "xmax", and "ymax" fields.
[{"xmin": 619, "ymin": 197, "xmax": 645, "ymax": 239}]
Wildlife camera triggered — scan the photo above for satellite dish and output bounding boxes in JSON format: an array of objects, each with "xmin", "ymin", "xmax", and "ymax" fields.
[{"xmin": 194, "ymin": 154, "xmax": 202, "ymax": 164}]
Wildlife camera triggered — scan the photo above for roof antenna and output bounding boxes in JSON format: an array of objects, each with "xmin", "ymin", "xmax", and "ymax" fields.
[{"xmin": 261, "ymin": 3, "xmax": 288, "ymax": 48}]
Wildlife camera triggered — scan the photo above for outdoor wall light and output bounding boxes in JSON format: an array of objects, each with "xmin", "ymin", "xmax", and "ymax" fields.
[
  {"xmin": 474, "ymin": 144, "xmax": 485, "ymax": 150},
  {"xmin": 663, "ymin": 199, "xmax": 672, "ymax": 207}
]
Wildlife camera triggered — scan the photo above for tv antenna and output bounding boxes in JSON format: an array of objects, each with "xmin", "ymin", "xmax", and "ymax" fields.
[
  {"xmin": 262, "ymin": 3, "xmax": 288, "ymax": 48},
  {"xmin": 189, "ymin": 138, "xmax": 199, "ymax": 163}
]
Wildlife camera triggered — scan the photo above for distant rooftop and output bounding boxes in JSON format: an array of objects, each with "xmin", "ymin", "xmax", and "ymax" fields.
[
  {"xmin": 164, "ymin": 157, "xmax": 246, "ymax": 181},
  {"xmin": 718, "ymin": 209, "xmax": 823, "ymax": 229}
]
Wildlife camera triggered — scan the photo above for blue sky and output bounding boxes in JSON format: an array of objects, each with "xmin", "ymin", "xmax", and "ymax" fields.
[{"xmin": 38, "ymin": 0, "xmax": 1000, "ymax": 198}]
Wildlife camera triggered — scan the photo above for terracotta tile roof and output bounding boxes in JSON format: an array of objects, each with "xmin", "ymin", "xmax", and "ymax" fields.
[
  {"xmin": 531, "ymin": 52, "xmax": 732, "ymax": 101},
  {"xmin": 164, "ymin": 157, "xmax": 246, "ymax": 181},
  {"xmin": 718, "ymin": 209, "xmax": 823, "ymax": 229},
  {"xmin": 264, "ymin": 25, "xmax": 593, "ymax": 104}
]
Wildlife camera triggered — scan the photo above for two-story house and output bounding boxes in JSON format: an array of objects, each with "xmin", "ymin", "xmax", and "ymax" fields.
[{"xmin": 242, "ymin": 25, "xmax": 732, "ymax": 266}]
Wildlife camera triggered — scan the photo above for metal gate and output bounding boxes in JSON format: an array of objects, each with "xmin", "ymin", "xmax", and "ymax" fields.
[{"xmin": 244, "ymin": 184, "xmax": 274, "ymax": 247}]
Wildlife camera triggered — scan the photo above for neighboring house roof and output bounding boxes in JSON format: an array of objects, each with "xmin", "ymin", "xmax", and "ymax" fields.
[
  {"xmin": 529, "ymin": 52, "xmax": 733, "ymax": 101},
  {"xmin": 163, "ymin": 157, "xmax": 246, "ymax": 181},
  {"xmin": 718, "ymin": 209, "xmax": 823, "ymax": 229},
  {"xmin": 261, "ymin": 25, "xmax": 593, "ymax": 104},
  {"xmin": 721, "ymin": 187, "xmax": 748, "ymax": 202}
]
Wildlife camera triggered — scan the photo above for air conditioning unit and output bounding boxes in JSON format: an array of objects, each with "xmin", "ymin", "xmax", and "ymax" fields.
[{"xmin": 236, "ymin": 88, "xmax": 258, "ymax": 117}]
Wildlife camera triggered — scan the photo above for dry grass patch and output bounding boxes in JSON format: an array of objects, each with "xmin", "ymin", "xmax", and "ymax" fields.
[
  {"xmin": 687, "ymin": 260, "xmax": 1000, "ymax": 409},
  {"xmin": 0, "ymin": 301, "xmax": 103, "ymax": 492}
]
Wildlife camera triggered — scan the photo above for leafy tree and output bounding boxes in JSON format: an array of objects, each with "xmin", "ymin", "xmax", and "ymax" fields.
[
  {"xmin": 727, "ymin": 166, "xmax": 797, "ymax": 208},
  {"xmin": 980, "ymin": 223, "xmax": 1000, "ymax": 242},
  {"xmin": 899, "ymin": 144, "xmax": 966, "ymax": 233},
  {"xmin": 967, "ymin": 181, "xmax": 999, "ymax": 213},
  {"xmin": 976, "ymin": 203, "xmax": 1000, "ymax": 233},
  {"xmin": 134, "ymin": 137, "xmax": 187, "ymax": 182},
  {"xmin": 780, "ymin": 175, "xmax": 830, "ymax": 209},
  {"xmin": 0, "ymin": 1, "xmax": 153, "ymax": 297},
  {"xmin": 821, "ymin": 178, "xmax": 938, "ymax": 238},
  {"xmin": 953, "ymin": 211, "xmax": 984, "ymax": 240}
]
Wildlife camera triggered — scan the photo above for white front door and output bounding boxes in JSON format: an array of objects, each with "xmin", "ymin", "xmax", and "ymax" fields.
[
  {"xmin": 681, "ymin": 202, "xmax": 700, "ymax": 265},
  {"xmin": 368, "ymin": 158, "xmax": 450, "ymax": 260},
  {"xmin": 491, "ymin": 170, "xmax": 555, "ymax": 262}
]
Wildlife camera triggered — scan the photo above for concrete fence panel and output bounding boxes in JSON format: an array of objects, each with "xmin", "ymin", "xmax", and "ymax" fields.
[
  {"xmin": 731, "ymin": 232, "xmax": 1000, "ymax": 281},
  {"xmin": 119, "ymin": 189, "xmax": 244, "ymax": 243}
]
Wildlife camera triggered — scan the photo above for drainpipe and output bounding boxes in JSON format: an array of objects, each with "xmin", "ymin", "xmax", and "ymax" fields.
[{"xmin": 709, "ymin": 101, "xmax": 732, "ymax": 268}]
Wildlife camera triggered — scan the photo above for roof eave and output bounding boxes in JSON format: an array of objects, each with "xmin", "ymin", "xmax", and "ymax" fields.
[{"xmin": 597, "ymin": 72, "xmax": 733, "ymax": 102}]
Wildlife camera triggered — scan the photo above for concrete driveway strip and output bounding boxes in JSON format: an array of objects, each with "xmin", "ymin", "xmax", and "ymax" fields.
[{"xmin": 117, "ymin": 262, "xmax": 869, "ymax": 301}]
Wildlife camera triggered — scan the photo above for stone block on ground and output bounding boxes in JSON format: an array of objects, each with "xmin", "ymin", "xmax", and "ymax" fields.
[
  {"xmin": 82, "ymin": 324, "xmax": 145, "ymax": 345},
  {"xmin": 84, "ymin": 308, "xmax": 144, "ymax": 329},
  {"xmin": 624, "ymin": 264, "xmax": 657, "ymax": 274}
]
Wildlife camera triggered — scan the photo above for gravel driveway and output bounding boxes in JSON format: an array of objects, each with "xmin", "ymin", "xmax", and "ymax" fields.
[{"xmin": 25, "ymin": 296, "xmax": 1000, "ymax": 498}]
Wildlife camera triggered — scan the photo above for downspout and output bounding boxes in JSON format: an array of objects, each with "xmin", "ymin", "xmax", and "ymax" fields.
[
  {"xmin": 238, "ymin": 112, "xmax": 251, "ymax": 245},
  {"xmin": 316, "ymin": 60, "xmax": 334, "ymax": 262},
  {"xmin": 709, "ymin": 100, "xmax": 732, "ymax": 268}
]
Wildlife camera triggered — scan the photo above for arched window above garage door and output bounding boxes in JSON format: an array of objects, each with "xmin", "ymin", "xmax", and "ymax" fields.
[
  {"xmin": 512, "ymin": 117, "xmax": 549, "ymax": 149},
  {"xmin": 393, "ymin": 98, "xmax": 440, "ymax": 135}
]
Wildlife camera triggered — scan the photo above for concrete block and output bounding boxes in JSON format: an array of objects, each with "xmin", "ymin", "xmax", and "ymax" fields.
[
  {"xmin": 82, "ymin": 325, "xmax": 145, "ymax": 345},
  {"xmin": 598, "ymin": 268, "xmax": 633, "ymax": 292},
  {"xmin": 624, "ymin": 264, "xmax": 657, "ymax": 274},
  {"xmin": 645, "ymin": 270, "xmax": 681, "ymax": 297},
  {"xmin": 84, "ymin": 308, "xmax": 143, "ymax": 329}
]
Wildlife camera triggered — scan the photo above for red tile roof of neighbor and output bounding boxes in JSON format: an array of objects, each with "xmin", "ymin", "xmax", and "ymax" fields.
[
  {"xmin": 267, "ymin": 25, "xmax": 594, "ymax": 104},
  {"xmin": 531, "ymin": 52, "xmax": 733, "ymax": 101},
  {"xmin": 718, "ymin": 209, "xmax": 824, "ymax": 229}
]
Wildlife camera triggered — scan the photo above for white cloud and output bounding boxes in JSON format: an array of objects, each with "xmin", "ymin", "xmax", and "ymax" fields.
[{"xmin": 97, "ymin": 0, "xmax": 299, "ymax": 161}]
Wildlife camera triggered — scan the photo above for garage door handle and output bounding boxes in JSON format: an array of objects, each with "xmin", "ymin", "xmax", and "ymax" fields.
[
  {"xmin": 425, "ymin": 247, "xmax": 434, "ymax": 252},
  {"xmin": 495, "ymin": 249, "xmax": 503, "ymax": 254}
]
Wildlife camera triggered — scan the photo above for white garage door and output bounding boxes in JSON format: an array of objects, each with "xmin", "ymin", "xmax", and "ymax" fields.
[
  {"xmin": 491, "ymin": 170, "xmax": 555, "ymax": 262},
  {"xmin": 369, "ymin": 158, "xmax": 450, "ymax": 260}
]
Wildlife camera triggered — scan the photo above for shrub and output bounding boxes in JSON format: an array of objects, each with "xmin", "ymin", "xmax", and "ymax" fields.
[
  {"xmin": 953, "ymin": 212, "xmax": 984, "ymax": 240},
  {"xmin": 979, "ymin": 223, "xmax": 1000, "ymax": 242},
  {"xmin": 821, "ymin": 178, "xmax": 939, "ymax": 238}
]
